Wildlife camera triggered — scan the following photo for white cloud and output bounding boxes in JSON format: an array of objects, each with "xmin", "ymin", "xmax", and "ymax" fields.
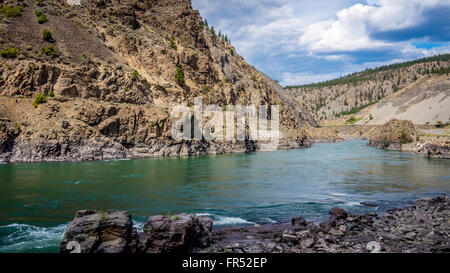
[
  {"xmin": 299, "ymin": 4, "xmax": 390, "ymax": 52},
  {"xmin": 299, "ymin": 0, "xmax": 450, "ymax": 53},
  {"xmin": 193, "ymin": 0, "xmax": 450, "ymax": 85}
]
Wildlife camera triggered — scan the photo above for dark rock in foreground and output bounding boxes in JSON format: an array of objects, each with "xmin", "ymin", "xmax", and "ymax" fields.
[
  {"xmin": 60, "ymin": 210, "xmax": 134, "ymax": 253},
  {"xmin": 206, "ymin": 196, "xmax": 449, "ymax": 253},
  {"xmin": 60, "ymin": 196, "xmax": 450, "ymax": 253},
  {"xmin": 137, "ymin": 213, "xmax": 213, "ymax": 253},
  {"xmin": 329, "ymin": 207, "xmax": 348, "ymax": 220},
  {"xmin": 60, "ymin": 211, "xmax": 212, "ymax": 253}
]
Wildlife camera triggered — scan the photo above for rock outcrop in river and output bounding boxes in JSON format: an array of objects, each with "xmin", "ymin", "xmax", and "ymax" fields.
[
  {"xmin": 368, "ymin": 119, "xmax": 417, "ymax": 150},
  {"xmin": 368, "ymin": 118, "xmax": 450, "ymax": 159},
  {"xmin": 60, "ymin": 196, "xmax": 450, "ymax": 253}
]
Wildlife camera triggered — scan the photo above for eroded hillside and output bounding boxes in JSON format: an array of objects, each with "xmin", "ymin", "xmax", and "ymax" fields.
[
  {"xmin": 285, "ymin": 55, "xmax": 450, "ymax": 122},
  {"xmin": 355, "ymin": 75, "xmax": 450, "ymax": 125},
  {"xmin": 0, "ymin": 0, "xmax": 330, "ymax": 162}
]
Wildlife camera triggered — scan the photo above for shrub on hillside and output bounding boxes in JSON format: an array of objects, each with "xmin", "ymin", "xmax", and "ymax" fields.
[
  {"xmin": 0, "ymin": 47, "xmax": 19, "ymax": 58},
  {"xmin": 38, "ymin": 14, "xmax": 47, "ymax": 24},
  {"xmin": 345, "ymin": 116, "xmax": 362, "ymax": 125},
  {"xmin": 32, "ymin": 93, "xmax": 47, "ymax": 108},
  {"xmin": 0, "ymin": 5, "xmax": 24, "ymax": 19},
  {"xmin": 40, "ymin": 45, "xmax": 57, "ymax": 56},
  {"xmin": 175, "ymin": 64, "xmax": 185, "ymax": 85},
  {"xmin": 169, "ymin": 35, "xmax": 177, "ymax": 50},
  {"xmin": 42, "ymin": 29, "xmax": 54, "ymax": 42},
  {"xmin": 131, "ymin": 70, "xmax": 139, "ymax": 81},
  {"xmin": 35, "ymin": 10, "xmax": 48, "ymax": 24}
]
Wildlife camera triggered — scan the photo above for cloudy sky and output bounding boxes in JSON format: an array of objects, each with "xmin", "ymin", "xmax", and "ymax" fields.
[{"xmin": 192, "ymin": 0, "xmax": 450, "ymax": 86}]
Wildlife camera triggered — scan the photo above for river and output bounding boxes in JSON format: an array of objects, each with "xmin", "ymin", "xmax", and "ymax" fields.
[{"xmin": 0, "ymin": 140, "xmax": 448, "ymax": 252}]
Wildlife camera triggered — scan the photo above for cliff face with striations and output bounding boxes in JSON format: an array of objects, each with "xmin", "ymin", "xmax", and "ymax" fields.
[{"xmin": 0, "ymin": 0, "xmax": 332, "ymax": 162}]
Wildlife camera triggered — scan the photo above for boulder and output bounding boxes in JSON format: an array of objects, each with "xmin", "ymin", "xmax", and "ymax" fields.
[
  {"xmin": 137, "ymin": 213, "xmax": 213, "ymax": 253},
  {"xmin": 329, "ymin": 207, "xmax": 348, "ymax": 220},
  {"xmin": 292, "ymin": 216, "xmax": 307, "ymax": 229},
  {"xmin": 60, "ymin": 210, "xmax": 134, "ymax": 253},
  {"xmin": 421, "ymin": 143, "xmax": 450, "ymax": 159}
]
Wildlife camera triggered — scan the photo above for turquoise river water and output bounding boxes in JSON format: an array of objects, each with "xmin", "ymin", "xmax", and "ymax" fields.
[{"xmin": 0, "ymin": 140, "xmax": 449, "ymax": 252}]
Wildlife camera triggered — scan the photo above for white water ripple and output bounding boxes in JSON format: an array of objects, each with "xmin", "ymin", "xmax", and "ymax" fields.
[
  {"xmin": 0, "ymin": 223, "xmax": 67, "ymax": 253},
  {"xmin": 196, "ymin": 213, "xmax": 255, "ymax": 226}
]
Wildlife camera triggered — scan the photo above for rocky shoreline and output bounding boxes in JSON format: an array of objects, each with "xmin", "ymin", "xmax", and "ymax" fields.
[
  {"xmin": 0, "ymin": 137, "xmax": 314, "ymax": 163},
  {"xmin": 60, "ymin": 196, "xmax": 449, "ymax": 253}
]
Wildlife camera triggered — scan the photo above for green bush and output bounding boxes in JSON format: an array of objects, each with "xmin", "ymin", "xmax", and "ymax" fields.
[
  {"xmin": 230, "ymin": 49, "xmax": 234, "ymax": 56},
  {"xmin": 131, "ymin": 70, "xmax": 139, "ymax": 81},
  {"xmin": 42, "ymin": 29, "xmax": 54, "ymax": 42},
  {"xmin": 175, "ymin": 64, "xmax": 185, "ymax": 85},
  {"xmin": 345, "ymin": 116, "xmax": 362, "ymax": 125},
  {"xmin": 35, "ymin": 10, "xmax": 48, "ymax": 24},
  {"xmin": 0, "ymin": 5, "xmax": 24, "ymax": 19},
  {"xmin": 40, "ymin": 45, "xmax": 57, "ymax": 56},
  {"xmin": 0, "ymin": 47, "xmax": 19, "ymax": 58},
  {"xmin": 169, "ymin": 35, "xmax": 177, "ymax": 50},
  {"xmin": 49, "ymin": 90, "xmax": 55, "ymax": 97},
  {"xmin": 37, "ymin": 14, "xmax": 47, "ymax": 24},
  {"xmin": 32, "ymin": 93, "xmax": 47, "ymax": 108}
]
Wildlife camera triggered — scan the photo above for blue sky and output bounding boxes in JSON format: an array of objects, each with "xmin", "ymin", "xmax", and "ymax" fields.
[{"xmin": 192, "ymin": 0, "xmax": 450, "ymax": 86}]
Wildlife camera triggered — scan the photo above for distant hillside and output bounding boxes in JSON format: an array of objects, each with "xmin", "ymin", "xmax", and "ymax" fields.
[
  {"xmin": 284, "ymin": 54, "xmax": 450, "ymax": 121},
  {"xmin": 350, "ymin": 74, "xmax": 449, "ymax": 125}
]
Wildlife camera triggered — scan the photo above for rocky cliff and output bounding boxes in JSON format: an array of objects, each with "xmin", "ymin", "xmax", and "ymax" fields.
[{"xmin": 0, "ymin": 0, "xmax": 329, "ymax": 162}]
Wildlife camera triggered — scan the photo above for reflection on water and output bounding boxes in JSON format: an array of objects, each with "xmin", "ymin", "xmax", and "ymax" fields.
[{"xmin": 0, "ymin": 140, "xmax": 449, "ymax": 252}]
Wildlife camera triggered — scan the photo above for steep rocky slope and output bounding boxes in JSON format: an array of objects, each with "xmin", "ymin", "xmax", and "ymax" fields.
[
  {"xmin": 285, "ymin": 54, "xmax": 450, "ymax": 122},
  {"xmin": 0, "ymin": 0, "xmax": 328, "ymax": 162},
  {"xmin": 354, "ymin": 75, "xmax": 449, "ymax": 125}
]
